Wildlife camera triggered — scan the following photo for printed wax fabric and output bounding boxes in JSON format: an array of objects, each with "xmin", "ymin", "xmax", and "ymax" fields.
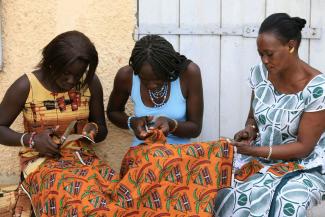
[{"xmin": 22, "ymin": 130, "xmax": 234, "ymax": 217}]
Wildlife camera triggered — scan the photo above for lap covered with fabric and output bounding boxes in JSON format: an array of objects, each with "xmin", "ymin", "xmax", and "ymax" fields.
[
  {"xmin": 22, "ymin": 130, "xmax": 234, "ymax": 216},
  {"xmin": 214, "ymin": 159, "xmax": 325, "ymax": 217},
  {"xmin": 21, "ymin": 140, "xmax": 119, "ymax": 216}
]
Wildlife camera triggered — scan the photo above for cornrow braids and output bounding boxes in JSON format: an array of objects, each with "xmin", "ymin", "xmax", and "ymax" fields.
[{"xmin": 129, "ymin": 35, "xmax": 191, "ymax": 81}]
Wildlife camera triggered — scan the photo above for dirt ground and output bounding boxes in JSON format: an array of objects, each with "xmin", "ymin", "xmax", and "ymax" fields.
[{"xmin": 93, "ymin": 122, "xmax": 133, "ymax": 172}]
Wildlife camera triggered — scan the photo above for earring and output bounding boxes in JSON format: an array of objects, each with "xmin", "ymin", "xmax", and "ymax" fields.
[{"xmin": 289, "ymin": 47, "xmax": 295, "ymax": 53}]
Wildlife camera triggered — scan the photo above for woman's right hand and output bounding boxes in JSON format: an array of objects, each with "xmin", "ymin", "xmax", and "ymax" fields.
[
  {"xmin": 130, "ymin": 116, "xmax": 154, "ymax": 140},
  {"xmin": 234, "ymin": 125, "xmax": 258, "ymax": 142},
  {"xmin": 32, "ymin": 128, "xmax": 60, "ymax": 158}
]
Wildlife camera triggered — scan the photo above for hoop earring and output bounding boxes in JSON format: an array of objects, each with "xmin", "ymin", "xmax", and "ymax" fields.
[{"xmin": 289, "ymin": 47, "xmax": 295, "ymax": 53}]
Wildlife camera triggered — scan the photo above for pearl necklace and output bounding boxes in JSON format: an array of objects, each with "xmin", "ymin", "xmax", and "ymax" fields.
[{"xmin": 148, "ymin": 82, "xmax": 168, "ymax": 107}]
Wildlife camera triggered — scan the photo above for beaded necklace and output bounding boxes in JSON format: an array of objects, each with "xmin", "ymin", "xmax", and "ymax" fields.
[{"xmin": 148, "ymin": 82, "xmax": 168, "ymax": 107}]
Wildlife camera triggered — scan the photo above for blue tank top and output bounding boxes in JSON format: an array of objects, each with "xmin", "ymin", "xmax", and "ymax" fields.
[{"xmin": 130, "ymin": 74, "xmax": 189, "ymax": 146}]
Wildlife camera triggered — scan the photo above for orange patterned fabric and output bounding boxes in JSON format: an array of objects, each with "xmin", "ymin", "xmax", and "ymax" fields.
[
  {"xmin": 117, "ymin": 130, "xmax": 234, "ymax": 216},
  {"xmin": 267, "ymin": 162, "xmax": 304, "ymax": 176},
  {"xmin": 235, "ymin": 159, "xmax": 304, "ymax": 182},
  {"xmin": 21, "ymin": 140, "xmax": 119, "ymax": 217},
  {"xmin": 234, "ymin": 159, "xmax": 264, "ymax": 181},
  {"xmin": 22, "ymin": 130, "xmax": 234, "ymax": 216}
]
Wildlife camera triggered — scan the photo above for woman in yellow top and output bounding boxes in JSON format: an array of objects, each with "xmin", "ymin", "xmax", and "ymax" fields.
[
  {"xmin": 0, "ymin": 31, "xmax": 119, "ymax": 216},
  {"xmin": 0, "ymin": 30, "xmax": 107, "ymax": 157}
]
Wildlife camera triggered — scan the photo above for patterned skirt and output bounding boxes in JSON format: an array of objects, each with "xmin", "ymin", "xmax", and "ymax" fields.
[
  {"xmin": 22, "ymin": 130, "xmax": 234, "ymax": 217},
  {"xmin": 214, "ymin": 159, "xmax": 325, "ymax": 217}
]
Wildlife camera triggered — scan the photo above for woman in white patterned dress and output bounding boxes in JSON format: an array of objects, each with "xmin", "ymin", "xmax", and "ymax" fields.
[{"xmin": 214, "ymin": 13, "xmax": 325, "ymax": 217}]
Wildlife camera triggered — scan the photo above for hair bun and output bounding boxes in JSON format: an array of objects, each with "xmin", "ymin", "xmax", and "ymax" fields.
[{"xmin": 292, "ymin": 17, "xmax": 306, "ymax": 30}]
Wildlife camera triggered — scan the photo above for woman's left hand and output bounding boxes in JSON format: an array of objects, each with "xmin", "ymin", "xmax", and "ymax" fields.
[
  {"xmin": 233, "ymin": 140, "xmax": 254, "ymax": 155},
  {"xmin": 150, "ymin": 116, "xmax": 173, "ymax": 136}
]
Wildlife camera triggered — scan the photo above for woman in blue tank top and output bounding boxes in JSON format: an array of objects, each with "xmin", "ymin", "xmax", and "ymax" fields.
[{"xmin": 107, "ymin": 35, "xmax": 203, "ymax": 146}]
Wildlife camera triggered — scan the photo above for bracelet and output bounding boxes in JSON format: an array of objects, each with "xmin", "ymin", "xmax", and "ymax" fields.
[
  {"xmin": 20, "ymin": 133, "xmax": 28, "ymax": 147},
  {"xmin": 28, "ymin": 132, "xmax": 37, "ymax": 149},
  {"xmin": 169, "ymin": 119, "xmax": 178, "ymax": 134},
  {"xmin": 88, "ymin": 122, "xmax": 99, "ymax": 134},
  {"xmin": 127, "ymin": 116, "xmax": 135, "ymax": 130},
  {"xmin": 266, "ymin": 146, "xmax": 272, "ymax": 160}
]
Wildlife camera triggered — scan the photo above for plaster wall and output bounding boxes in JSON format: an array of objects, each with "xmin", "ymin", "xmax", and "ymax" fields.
[{"xmin": 0, "ymin": 0, "xmax": 136, "ymax": 184}]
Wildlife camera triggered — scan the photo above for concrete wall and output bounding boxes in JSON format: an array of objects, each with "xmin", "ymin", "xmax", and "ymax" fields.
[{"xmin": 0, "ymin": 0, "xmax": 136, "ymax": 184}]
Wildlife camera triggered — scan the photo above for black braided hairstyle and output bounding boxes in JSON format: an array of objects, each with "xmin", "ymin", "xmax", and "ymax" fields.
[
  {"xmin": 129, "ymin": 35, "xmax": 191, "ymax": 81},
  {"xmin": 259, "ymin": 13, "xmax": 306, "ymax": 47}
]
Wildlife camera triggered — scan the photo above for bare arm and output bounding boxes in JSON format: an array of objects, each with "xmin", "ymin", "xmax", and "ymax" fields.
[
  {"xmin": 234, "ymin": 92, "xmax": 259, "ymax": 142},
  {"xmin": 106, "ymin": 66, "xmax": 132, "ymax": 129},
  {"xmin": 172, "ymin": 62, "xmax": 203, "ymax": 138},
  {"xmin": 236, "ymin": 109, "xmax": 325, "ymax": 160},
  {"xmin": 245, "ymin": 93, "xmax": 257, "ymax": 127},
  {"xmin": 88, "ymin": 74, "xmax": 108, "ymax": 142},
  {"xmin": 0, "ymin": 75, "xmax": 59, "ymax": 156},
  {"xmin": 0, "ymin": 75, "xmax": 30, "ymax": 146},
  {"xmin": 107, "ymin": 66, "xmax": 158, "ymax": 139}
]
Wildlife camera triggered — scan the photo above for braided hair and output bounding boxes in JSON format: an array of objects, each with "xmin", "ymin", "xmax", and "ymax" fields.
[
  {"xmin": 129, "ymin": 35, "xmax": 190, "ymax": 81},
  {"xmin": 259, "ymin": 13, "xmax": 306, "ymax": 47}
]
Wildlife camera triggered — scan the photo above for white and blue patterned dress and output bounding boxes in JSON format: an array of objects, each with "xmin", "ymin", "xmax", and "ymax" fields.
[{"xmin": 214, "ymin": 63, "xmax": 325, "ymax": 217}]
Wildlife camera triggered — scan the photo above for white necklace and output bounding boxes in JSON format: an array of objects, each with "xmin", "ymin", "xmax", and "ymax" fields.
[{"xmin": 148, "ymin": 82, "xmax": 168, "ymax": 107}]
